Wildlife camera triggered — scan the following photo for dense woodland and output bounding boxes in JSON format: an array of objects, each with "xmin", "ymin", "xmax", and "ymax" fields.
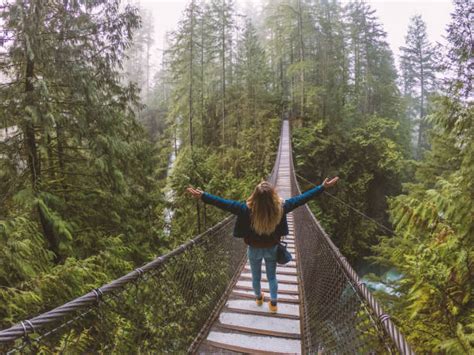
[{"xmin": 0, "ymin": 0, "xmax": 472, "ymax": 352}]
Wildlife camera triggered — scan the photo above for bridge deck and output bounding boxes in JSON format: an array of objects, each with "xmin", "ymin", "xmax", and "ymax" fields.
[{"xmin": 198, "ymin": 121, "xmax": 303, "ymax": 354}]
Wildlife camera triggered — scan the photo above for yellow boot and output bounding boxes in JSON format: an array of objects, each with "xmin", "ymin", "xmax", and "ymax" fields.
[
  {"xmin": 268, "ymin": 300, "xmax": 278, "ymax": 313},
  {"xmin": 256, "ymin": 292, "xmax": 264, "ymax": 306}
]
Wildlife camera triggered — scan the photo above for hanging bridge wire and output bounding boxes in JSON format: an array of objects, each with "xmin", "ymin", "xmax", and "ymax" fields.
[{"xmin": 295, "ymin": 172, "xmax": 396, "ymax": 236}]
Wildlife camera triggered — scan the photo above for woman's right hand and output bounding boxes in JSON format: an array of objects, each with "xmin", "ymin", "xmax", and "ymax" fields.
[{"xmin": 186, "ymin": 186, "xmax": 204, "ymax": 199}]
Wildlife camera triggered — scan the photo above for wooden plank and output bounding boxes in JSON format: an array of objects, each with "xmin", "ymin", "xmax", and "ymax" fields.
[
  {"xmin": 236, "ymin": 280, "xmax": 298, "ymax": 293},
  {"xmin": 244, "ymin": 264, "xmax": 297, "ymax": 272},
  {"xmin": 243, "ymin": 267, "xmax": 297, "ymax": 276},
  {"xmin": 218, "ymin": 312, "xmax": 301, "ymax": 337},
  {"xmin": 239, "ymin": 275, "xmax": 298, "ymax": 286},
  {"xmin": 226, "ymin": 299, "xmax": 299, "ymax": 318},
  {"xmin": 231, "ymin": 290, "xmax": 299, "ymax": 304},
  {"xmin": 240, "ymin": 272, "xmax": 298, "ymax": 281},
  {"xmin": 217, "ymin": 323, "xmax": 301, "ymax": 340},
  {"xmin": 198, "ymin": 340, "xmax": 243, "ymax": 354},
  {"xmin": 223, "ymin": 306, "xmax": 299, "ymax": 320},
  {"xmin": 204, "ymin": 332, "xmax": 301, "ymax": 355},
  {"xmin": 234, "ymin": 285, "xmax": 299, "ymax": 296}
]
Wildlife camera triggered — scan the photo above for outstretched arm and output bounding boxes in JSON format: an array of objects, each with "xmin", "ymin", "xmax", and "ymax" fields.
[
  {"xmin": 283, "ymin": 177, "xmax": 339, "ymax": 213},
  {"xmin": 186, "ymin": 187, "xmax": 244, "ymax": 215}
]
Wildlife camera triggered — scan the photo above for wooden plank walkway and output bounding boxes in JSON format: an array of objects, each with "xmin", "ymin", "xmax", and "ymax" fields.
[{"xmin": 198, "ymin": 121, "xmax": 303, "ymax": 354}]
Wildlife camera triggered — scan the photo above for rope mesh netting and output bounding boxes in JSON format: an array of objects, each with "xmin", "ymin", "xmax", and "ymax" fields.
[
  {"xmin": 0, "ymin": 215, "xmax": 248, "ymax": 353},
  {"xmin": 289, "ymin": 137, "xmax": 412, "ymax": 354}
]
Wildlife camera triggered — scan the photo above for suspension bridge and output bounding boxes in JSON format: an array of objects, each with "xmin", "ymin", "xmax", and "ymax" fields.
[{"xmin": 0, "ymin": 120, "xmax": 413, "ymax": 354}]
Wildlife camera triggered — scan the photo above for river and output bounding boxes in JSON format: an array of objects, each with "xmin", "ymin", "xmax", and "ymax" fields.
[
  {"xmin": 355, "ymin": 261, "xmax": 402, "ymax": 296},
  {"xmin": 163, "ymin": 136, "xmax": 181, "ymax": 236}
]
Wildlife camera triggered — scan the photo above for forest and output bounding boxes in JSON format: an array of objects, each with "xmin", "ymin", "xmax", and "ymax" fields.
[{"xmin": 0, "ymin": 0, "xmax": 472, "ymax": 353}]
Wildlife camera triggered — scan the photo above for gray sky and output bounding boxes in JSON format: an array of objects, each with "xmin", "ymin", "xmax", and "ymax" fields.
[{"xmin": 138, "ymin": 0, "xmax": 454, "ymax": 71}]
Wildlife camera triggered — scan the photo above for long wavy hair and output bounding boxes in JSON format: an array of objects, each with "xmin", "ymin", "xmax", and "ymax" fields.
[{"xmin": 246, "ymin": 181, "xmax": 283, "ymax": 236}]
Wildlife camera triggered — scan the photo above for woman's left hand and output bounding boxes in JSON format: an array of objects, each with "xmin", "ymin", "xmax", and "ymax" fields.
[{"xmin": 323, "ymin": 177, "xmax": 339, "ymax": 188}]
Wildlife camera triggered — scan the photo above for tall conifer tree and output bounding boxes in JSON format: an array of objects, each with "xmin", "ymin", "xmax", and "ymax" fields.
[{"xmin": 400, "ymin": 15, "xmax": 437, "ymax": 158}]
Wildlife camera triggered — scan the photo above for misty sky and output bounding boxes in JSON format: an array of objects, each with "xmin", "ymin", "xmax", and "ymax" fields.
[{"xmin": 137, "ymin": 0, "xmax": 454, "ymax": 72}]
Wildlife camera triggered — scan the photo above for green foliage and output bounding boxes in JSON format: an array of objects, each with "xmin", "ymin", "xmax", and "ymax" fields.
[
  {"xmin": 0, "ymin": 217, "xmax": 53, "ymax": 285},
  {"xmin": 160, "ymin": 1, "xmax": 281, "ymax": 249},
  {"xmin": 264, "ymin": 0, "xmax": 409, "ymax": 261},
  {"xmin": 0, "ymin": 0, "xmax": 471, "ymax": 352},
  {"xmin": 0, "ymin": 0, "xmax": 165, "ymax": 335},
  {"xmin": 294, "ymin": 116, "xmax": 405, "ymax": 259},
  {"xmin": 167, "ymin": 118, "xmax": 279, "ymax": 245},
  {"xmin": 372, "ymin": 2, "xmax": 473, "ymax": 351},
  {"xmin": 373, "ymin": 154, "xmax": 473, "ymax": 351},
  {"xmin": 400, "ymin": 14, "xmax": 438, "ymax": 158}
]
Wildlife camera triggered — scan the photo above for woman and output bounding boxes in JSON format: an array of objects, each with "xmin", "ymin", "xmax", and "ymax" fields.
[{"xmin": 187, "ymin": 176, "xmax": 339, "ymax": 313}]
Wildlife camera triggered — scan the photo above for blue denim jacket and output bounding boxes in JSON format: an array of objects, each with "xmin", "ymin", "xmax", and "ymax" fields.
[{"xmin": 201, "ymin": 184, "xmax": 324, "ymax": 247}]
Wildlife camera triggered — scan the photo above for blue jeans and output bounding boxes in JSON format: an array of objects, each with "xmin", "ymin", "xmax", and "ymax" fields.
[{"xmin": 247, "ymin": 245, "xmax": 278, "ymax": 301}]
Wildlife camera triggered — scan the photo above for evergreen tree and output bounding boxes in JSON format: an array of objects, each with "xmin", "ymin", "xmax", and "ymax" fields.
[
  {"xmin": 209, "ymin": 0, "xmax": 236, "ymax": 145},
  {"xmin": 123, "ymin": 7, "xmax": 155, "ymax": 103},
  {"xmin": 289, "ymin": 1, "xmax": 408, "ymax": 260},
  {"xmin": 345, "ymin": 1, "xmax": 400, "ymax": 120},
  {"xmin": 233, "ymin": 20, "xmax": 271, "ymax": 126},
  {"xmin": 262, "ymin": 0, "xmax": 312, "ymax": 117},
  {"xmin": 167, "ymin": 0, "xmax": 209, "ymax": 148},
  {"xmin": 0, "ymin": 0, "xmax": 165, "ymax": 326},
  {"xmin": 373, "ymin": 1, "xmax": 473, "ymax": 352},
  {"xmin": 232, "ymin": 19, "xmax": 277, "ymax": 173},
  {"xmin": 400, "ymin": 15, "xmax": 438, "ymax": 158},
  {"xmin": 307, "ymin": 0, "xmax": 347, "ymax": 123}
]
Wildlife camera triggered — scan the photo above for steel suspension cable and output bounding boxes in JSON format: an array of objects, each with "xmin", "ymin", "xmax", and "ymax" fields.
[
  {"xmin": 295, "ymin": 172, "xmax": 424, "ymax": 245},
  {"xmin": 295, "ymin": 172, "xmax": 396, "ymax": 236}
]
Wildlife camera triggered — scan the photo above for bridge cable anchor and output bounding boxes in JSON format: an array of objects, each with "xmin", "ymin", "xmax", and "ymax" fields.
[
  {"xmin": 92, "ymin": 288, "xmax": 103, "ymax": 303},
  {"xmin": 20, "ymin": 320, "xmax": 35, "ymax": 342},
  {"xmin": 133, "ymin": 268, "xmax": 145, "ymax": 304},
  {"xmin": 20, "ymin": 321, "xmax": 27, "ymax": 339},
  {"xmin": 25, "ymin": 320, "xmax": 35, "ymax": 334},
  {"xmin": 135, "ymin": 267, "xmax": 144, "ymax": 279}
]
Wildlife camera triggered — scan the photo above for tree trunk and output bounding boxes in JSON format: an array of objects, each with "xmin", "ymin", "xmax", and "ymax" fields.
[
  {"xmin": 146, "ymin": 38, "xmax": 150, "ymax": 99},
  {"xmin": 221, "ymin": 0, "xmax": 226, "ymax": 145},
  {"xmin": 24, "ymin": 58, "xmax": 40, "ymax": 189},
  {"xmin": 297, "ymin": 0, "xmax": 305, "ymax": 117},
  {"xmin": 189, "ymin": 1, "xmax": 194, "ymax": 148},
  {"xmin": 24, "ymin": 2, "xmax": 61, "ymax": 262},
  {"xmin": 290, "ymin": 40, "xmax": 295, "ymax": 114},
  {"xmin": 200, "ymin": 16, "xmax": 205, "ymax": 146},
  {"xmin": 417, "ymin": 51, "xmax": 425, "ymax": 159}
]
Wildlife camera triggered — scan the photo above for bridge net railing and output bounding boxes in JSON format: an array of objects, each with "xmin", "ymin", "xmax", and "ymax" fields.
[
  {"xmin": 289, "ymin": 135, "xmax": 412, "ymax": 354},
  {"xmin": 0, "ymin": 122, "xmax": 282, "ymax": 354},
  {"xmin": 0, "ymin": 216, "xmax": 246, "ymax": 353}
]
